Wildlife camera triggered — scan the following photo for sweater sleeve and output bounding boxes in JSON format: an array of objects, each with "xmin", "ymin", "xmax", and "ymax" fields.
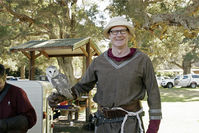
[
  {"xmin": 73, "ymin": 58, "xmax": 97, "ymax": 97},
  {"xmin": 143, "ymin": 56, "xmax": 162, "ymax": 120},
  {"xmin": 146, "ymin": 120, "xmax": 161, "ymax": 133}
]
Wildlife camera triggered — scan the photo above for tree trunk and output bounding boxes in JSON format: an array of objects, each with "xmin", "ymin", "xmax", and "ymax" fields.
[
  {"xmin": 20, "ymin": 65, "xmax": 26, "ymax": 79},
  {"xmin": 57, "ymin": 57, "xmax": 77, "ymax": 86},
  {"xmin": 182, "ymin": 60, "xmax": 191, "ymax": 74}
]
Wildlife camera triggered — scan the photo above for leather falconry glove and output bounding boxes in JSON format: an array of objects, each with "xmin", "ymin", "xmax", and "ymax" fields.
[{"xmin": 47, "ymin": 92, "xmax": 72, "ymax": 108}]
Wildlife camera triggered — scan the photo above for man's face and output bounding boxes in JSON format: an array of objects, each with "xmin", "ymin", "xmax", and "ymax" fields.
[
  {"xmin": 0, "ymin": 76, "xmax": 6, "ymax": 92},
  {"xmin": 109, "ymin": 26, "xmax": 130, "ymax": 49}
]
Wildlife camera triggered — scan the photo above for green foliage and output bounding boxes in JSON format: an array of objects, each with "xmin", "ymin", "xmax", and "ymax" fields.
[
  {"xmin": 0, "ymin": 0, "xmax": 106, "ymax": 77},
  {"xmin": 0, "ymin": 26, "xmax": 10, "ymax": 40},
  {"xmin": 1, "ymin": 0, "xmax": 199, "ymax": 76},
  {"xmin": 147, "ymin": 0, "xmax": 188, "ymax": 14},
  {"xmin": 6, "ymin": 68, "xmax": 20, "ymax": 77},
  {"xmin": 75, "ymin": 5, "xmax": 104, "ymax": 40},
  {"xmin": 110, "ymin": 0, "xmax": 128, "ymax": 16},
  {"xmin": 181, "ymin": 36, "xmax": 199, "ymax": 65},
  {"xmin": 86, "ymin": 4, "xmax": 98, "ymax": 20}
]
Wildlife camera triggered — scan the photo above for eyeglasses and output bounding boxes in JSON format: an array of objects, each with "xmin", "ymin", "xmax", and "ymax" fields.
[{"xmin": 110, "ymin": 29, "xmax": 128, "ymax": 35}]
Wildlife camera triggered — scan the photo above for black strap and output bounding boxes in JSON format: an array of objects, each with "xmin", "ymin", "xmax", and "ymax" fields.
[
  {"xmin": 96, "ymin": 116, "xmax": 124, "ymax": 126},
  {"xmin": 0, "ymin": 84, "xmax": 10, "ymax": 103},
  {"xmin": 92, "ymin": 111, "xmax": 125, "ymax": 126}
]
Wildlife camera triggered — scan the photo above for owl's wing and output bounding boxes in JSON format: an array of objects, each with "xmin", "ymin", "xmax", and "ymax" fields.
[{"xmin": 51, "ymin": 73, "xmax": 73, "ymax": 99}]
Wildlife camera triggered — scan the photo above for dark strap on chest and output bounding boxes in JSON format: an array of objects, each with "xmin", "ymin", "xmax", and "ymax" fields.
[{"xmin": 0, "ymin": 84, "xmax": 11, "ymax": 103}]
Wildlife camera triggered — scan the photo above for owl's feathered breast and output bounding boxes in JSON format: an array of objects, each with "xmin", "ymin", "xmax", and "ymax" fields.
[{"xmin": 51, "ymin": 73, "xmax": 71, "ymax": 90}]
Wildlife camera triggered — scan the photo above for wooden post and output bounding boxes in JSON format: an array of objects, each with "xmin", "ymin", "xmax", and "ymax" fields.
[
  {"xmin": 29, "ymin": 51, "xmax": 35, "ymax": 80},
  {"xmin": 86, "ymin": 43, "xmax": 91, "ymax": 68},
  {"xmin": 86, "ymin": 42, "xmax": 91, "ymax": 122}
]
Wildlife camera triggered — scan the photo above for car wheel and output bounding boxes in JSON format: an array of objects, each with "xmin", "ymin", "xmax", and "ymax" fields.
[
  {"xmin": 167, "ymin": 83, "xmax": 173, "ymax": 88},
  {"xmin": 190, "ymin": 83, "xmax": 197, "ymax": 88}
]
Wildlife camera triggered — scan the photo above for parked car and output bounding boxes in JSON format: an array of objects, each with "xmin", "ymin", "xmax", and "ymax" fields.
[
  {"xmin": 6, "ymin": 76, "xmax": 29, "ymax": 81},
  {"xmin": 174, "ymin": 74, "xmax": 199, "ymax": 88},
  {"xmin": 161, "ymin": 77, "xmax": 175, "ymax": 88},
  {"xmin": 6, "ymin": 76, "xmax": 17, "ymax": 80},
  {"xmin": 156, "ymin": 76, "xmax": 165, "ymax": 87}
]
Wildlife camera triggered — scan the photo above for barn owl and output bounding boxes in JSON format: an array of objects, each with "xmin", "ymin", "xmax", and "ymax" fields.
[{"xmin": 46, "ymin": 66, "xmax": 73, "ymax": 100}]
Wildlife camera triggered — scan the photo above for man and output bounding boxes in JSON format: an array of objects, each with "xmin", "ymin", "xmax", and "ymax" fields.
[
  {"xmin": 48, "ymin": 16, "xmax": 162, "ymax": 133},
  {"xmin": 0, "ymin": 64, "xmax": 37, "ymax": 133}
]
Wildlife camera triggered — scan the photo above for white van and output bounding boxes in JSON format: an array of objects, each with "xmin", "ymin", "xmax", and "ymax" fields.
[{"xmin": 7, "ymin": 80, "xmax": 54, "ymax": 133}]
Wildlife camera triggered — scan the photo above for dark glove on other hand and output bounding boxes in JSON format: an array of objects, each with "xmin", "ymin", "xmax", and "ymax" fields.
[
  {"xmin": 0, "ymin": 115, "xmax": 28, "ymax": 132},
  {"xmin": 47, "ymin": 92, "xmax": 67, "ymax": 108},
  {"xmin": 0, "ymin": 119, "xmax": 7, "ymax": 132},
  {"xmin": 146, "ymin": 120, "xmax": 161, "ymax": 133}
]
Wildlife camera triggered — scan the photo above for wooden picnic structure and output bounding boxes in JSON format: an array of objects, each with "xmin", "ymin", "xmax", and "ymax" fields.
[{"xmin": 10, "ymin": 37, "xmax": 102, "ymax": 121}]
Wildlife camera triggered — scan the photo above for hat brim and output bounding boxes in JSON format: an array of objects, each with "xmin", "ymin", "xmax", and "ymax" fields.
[{"xmin": 103, "ymin": 21, "xmax": 134, "ymax": 39}]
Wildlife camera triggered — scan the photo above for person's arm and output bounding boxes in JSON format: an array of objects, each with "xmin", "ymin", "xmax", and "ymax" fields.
[
  {"xmin": 72, "ymin": 58, "xmax": 97, "ymax": 98},
  {"xmin": 143, "ymin": 56, "xmax": 162, "ymax": 133}
]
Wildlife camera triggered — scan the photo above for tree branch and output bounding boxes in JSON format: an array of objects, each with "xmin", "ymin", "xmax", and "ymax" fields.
[
  {"xmin": 142, "ymin": 0, "xmax": 199, "ymax": 38},
  {"xmin": 169, "ymin": 61, "xmax": 183, "ymax": 69},
  {"xmin": 0, "ymin": 2, "xmax": 51, "ymax": 31},
  {"xmin": 145, "ymin": 0, "xmax": 164, "ymax": 5}
]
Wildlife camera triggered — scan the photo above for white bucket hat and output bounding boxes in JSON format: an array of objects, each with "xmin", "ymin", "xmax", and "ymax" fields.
[{"xmin": 103, "ymin": 16, "xmax": 134, "ymax": 39}]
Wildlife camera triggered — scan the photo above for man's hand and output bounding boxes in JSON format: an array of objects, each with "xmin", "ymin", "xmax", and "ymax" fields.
[
  {"xmin": 47, "ymin": 92, "xmax": 68, "ymax": 108},
  {"xmin": 0, "ymin": 115, "xmax": 28, "ymax": 132},
  {"xmin": 0, "ymin": 119, "xmax": 7, "ymax": 132}
]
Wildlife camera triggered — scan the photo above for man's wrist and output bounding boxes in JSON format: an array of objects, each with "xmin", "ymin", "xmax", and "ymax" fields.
[{"xmin": 146, "ymin": 119, "xmax": 161, "ymax": 133}]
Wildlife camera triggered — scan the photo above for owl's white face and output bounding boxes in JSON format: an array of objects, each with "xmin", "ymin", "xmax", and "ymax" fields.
[{"xmin": 46, "ymin": 66, "xmax": 59, "ymax": 78}]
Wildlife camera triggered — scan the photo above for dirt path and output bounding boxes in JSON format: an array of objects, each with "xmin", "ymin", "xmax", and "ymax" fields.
[
  {"xmin": 143, "ymin": 88, "xmax": 199, "ymax": 133},
  {"xmin": 142, "ymin": 101, "xmax": 199, "ymax": 133}
]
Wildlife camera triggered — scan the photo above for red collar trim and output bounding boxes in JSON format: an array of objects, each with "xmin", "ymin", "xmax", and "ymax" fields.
[{"xmin": 108, "ymin": 48, "xmax": 136, "ymax": 62}]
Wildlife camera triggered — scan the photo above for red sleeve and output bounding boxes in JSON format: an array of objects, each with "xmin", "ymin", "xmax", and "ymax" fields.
[
  {"xmin": 146, "ymin": 120, "xmax": 161, "ymax": 133},
  {"xmin": 16, "ymin": 87, "xmax": 37, "ymax": 129}
]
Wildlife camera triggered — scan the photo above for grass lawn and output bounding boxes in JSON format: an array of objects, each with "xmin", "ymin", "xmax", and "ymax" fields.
[{"xmin": 159, "ymin": 87, "xmax": 199, "ymax": 102}]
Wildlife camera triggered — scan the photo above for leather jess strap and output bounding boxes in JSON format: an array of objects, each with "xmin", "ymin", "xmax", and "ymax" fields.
[{"xmin": 100, "ymin": 101, "xmax": 142, "ymax": 119}]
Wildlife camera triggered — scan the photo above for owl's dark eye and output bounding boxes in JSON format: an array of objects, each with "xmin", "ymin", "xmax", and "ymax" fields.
[{"xmin": 49, "ymin": 71, "xmax": 52, "ymax": 73}]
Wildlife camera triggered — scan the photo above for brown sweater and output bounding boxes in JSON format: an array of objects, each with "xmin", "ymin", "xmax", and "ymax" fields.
[{"xmin": 73, "ymin": 49, "xmax": 162, "ymax": 120}]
